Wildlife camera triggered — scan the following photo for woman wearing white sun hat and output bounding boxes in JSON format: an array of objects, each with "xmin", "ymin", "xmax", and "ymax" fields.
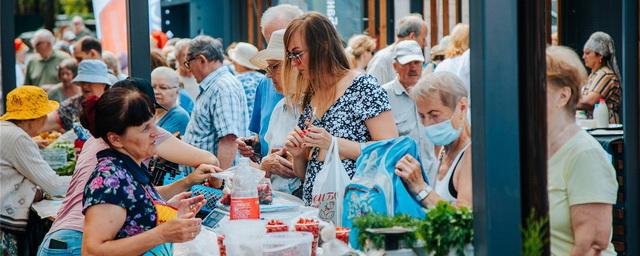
[{"xmin": 229, "ymin": 42, "xmax": 266, "ymax": 118}]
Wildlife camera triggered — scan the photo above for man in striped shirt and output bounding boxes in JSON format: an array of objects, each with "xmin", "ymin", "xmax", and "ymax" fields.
[{"xmin": 181, "ymin": 36, "xmax": 248, "ymax": 172}]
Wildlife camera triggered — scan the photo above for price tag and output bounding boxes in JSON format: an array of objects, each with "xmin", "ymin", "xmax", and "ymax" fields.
[{"xmin": 40, "ymin": 148, "xmax": 68, "ymax": 169}]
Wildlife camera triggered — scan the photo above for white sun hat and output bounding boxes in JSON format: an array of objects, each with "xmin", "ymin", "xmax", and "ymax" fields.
[
  {"xmin": 250, "ymin": 29, "xmax": 286, "ymax": 69},
  {"xmin": 228, "ymin": 42, "xmax": 260, "ymax": 70}
]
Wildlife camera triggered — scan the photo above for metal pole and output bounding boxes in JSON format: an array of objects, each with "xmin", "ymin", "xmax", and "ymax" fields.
[
  {"xmin": 1, "ymin": 0, "xmax": 17, "ymax": 110},
  {"xmin": 622, "ymin": 0, "xmax": 639, "ymax": 254},
  {"xmin": 126, "ymin": 0, "xmax": 151, "ymax": 81},
  {"xmin": 470, "ymin": 0, "xmax": 522, "ymax": 254},
  {"xmin": 519, "ymin": 0, "xmax": 550, "ymax": 254}
]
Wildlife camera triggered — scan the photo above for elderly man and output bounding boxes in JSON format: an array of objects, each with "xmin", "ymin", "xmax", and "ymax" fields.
[
  {"xmin": 382, "ymin": 40, "xmax": 437, "ymax": 183},
  {"xmin": 42, "ymin": 60, "xmax": 112, "ymax": 132},
  {"xmin": 368, "ymin": 14, "xmax": 428, "ymax": 85},
  {"xmin": 237, "ymin": 4, "xmax": 303, "ymax": 162},
  {"xmin": 73, "ymin": 36, "xmax": 102, "ymax": 62},
  {"xmin": 25, "ymin": 29, "xmax": 70, "ymax": 86},
  {"xmin": 174, "ymin": 38, "xmax": 199, "ymax": 99},
  {"xmin": 72, "ymin": 16, "xmax": 95, "ymax": 39},
  {"xmin": 151, "ymin": 67, "xmax": 190, "ymax": 136},
  {"xmin": 180, "ymin": 36, "xmax": 248, "ymax": 171}
]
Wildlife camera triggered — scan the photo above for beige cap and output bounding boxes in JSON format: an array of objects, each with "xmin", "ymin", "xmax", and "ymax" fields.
[
  {"xmin": 228, "ymin": 42, "xmax": 260, "ymax": 70},
  {"xmin": 250, "ymin": 29, "xmax": 286, "ymax": 69}
]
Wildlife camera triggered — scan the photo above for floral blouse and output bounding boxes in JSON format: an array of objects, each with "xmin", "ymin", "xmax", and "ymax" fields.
[
  {"xmin": 297, "ymin": 74, "xmax": 391, "ymax": 205},
  {"xmin": 83, "ymin": 149, "xmax": 163, "ymax": 239}
]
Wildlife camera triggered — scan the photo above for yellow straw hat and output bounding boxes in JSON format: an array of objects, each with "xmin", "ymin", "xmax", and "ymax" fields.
[{"xmin": 0, "ymin": 86, "xmax": 60, "ymax": 121}]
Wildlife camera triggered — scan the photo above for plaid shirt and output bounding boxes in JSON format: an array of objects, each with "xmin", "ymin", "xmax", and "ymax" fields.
[{"xmin": 181, "ymin": 67, "xmax": 248, "ymax": 174}]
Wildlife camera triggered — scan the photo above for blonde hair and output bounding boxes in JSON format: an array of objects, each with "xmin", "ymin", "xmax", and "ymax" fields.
[
  {"xmin": 410, "ymin": 71, "xmax": 468, "ymax": 110},
  {"xmin": 283, "ymin": 12, "xmax": 350, "ymax": 115},
  {"xmin": 346, "ymin": 34, "xmax": 376, "ymax": 68},
  {"xmin": 546, "ymin": 46, "xmax": 588, "ymax": 113},
  {"xmin": 445, "ymin": 23, "xmax": 469, "ymax": 58}
]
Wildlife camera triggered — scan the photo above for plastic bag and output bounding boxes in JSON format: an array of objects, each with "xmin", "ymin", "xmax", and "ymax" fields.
[
  {"xmin": 173, "ymin": 227, "xmax": 219, "ymax": 256},
  {"xmin": 310, "ymin": 136, "xmax": 351, "ymax": 226},
  {"xmin": 217, "ymin": 219, "xmax": 266, "ymax": 255}
]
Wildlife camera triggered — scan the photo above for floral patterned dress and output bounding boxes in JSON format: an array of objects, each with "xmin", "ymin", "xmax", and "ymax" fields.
[
  {"xmin": 83, "ymin": 149, "xmax": 163, "ymax": 239},
  {"xmin": 298, "ymin": 74, "xmax": 391, "ymax": 205}
]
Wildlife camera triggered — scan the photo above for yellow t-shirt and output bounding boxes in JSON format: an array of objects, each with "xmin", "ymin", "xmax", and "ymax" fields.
[{"xmin": 548, "ymin": 130, "xmax": 618, "ymax": 255}]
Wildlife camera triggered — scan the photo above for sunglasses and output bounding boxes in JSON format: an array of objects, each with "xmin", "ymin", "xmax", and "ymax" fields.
[{"xmin": 286, "ymin": 50, "xmax": 306, "ymax": 62}]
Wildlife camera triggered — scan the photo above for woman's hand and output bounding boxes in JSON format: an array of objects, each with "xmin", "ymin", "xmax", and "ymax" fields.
[
  {"xmin": 167, "ymin": 191, "xmax": 206, "ymax": 216},
  {"xmin": 186, "ymin": 164, "xmax": 223, "ymax": 188},
  {"xmin": 154, "ymin": 212, "xmax": 202, "ymax": 243},
  {"xmin": 394, "ymin": 154, "xmax": 427, "ymax": 195},
  {"xmin": 260, "ymin": 148, "xmax": 296, "ymax": 178},
  {"xmin": 236, "ymin": 136, "xmax": 257, "ymax": 158},
  {"xmin": 285, "ymin": 127, "xmax": 308, "ymax": 158},
  {"xmin": 303, "ymin": 126, "xmax": 332, "ymax": 150}
]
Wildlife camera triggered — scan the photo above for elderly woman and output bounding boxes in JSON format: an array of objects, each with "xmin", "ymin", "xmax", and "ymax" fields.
[
  {"xmin": 46, "ymin": 58, "xmax": 81, "ymax": 102},
  {"xmin": 394, "ymin": 72, "xmax": 472, "ymax": 208},
  {"xmin": 39, "ymin": 78, "xmax": 219, "ymax": 256},
  {"xmin": 546, "ymin": 46, "xmax": 618, "ymax": 255},
  {"xmin": 80, "ymin": 84, "xmax": 206, "ymax": 255},
  {"xmin": 0, "ymin": 86, "xmax": 70, "ymax": 254},
  {"xmin": 239, "ymin": 29, "xmax": 302, "ymax": 195},
  {"xmin": 578, "ymin": 31, "xmax": 622, "ymax": 124},
  {"xmin": 346, "ymin": 34, "xmax": 376, "ymax": 73},
  {"xmin": 151, "ymin": 67, "xmax": 190, "ymax": 136},
  {"xmin": 284, "ymin": 13, "xmax": 398, "ymax": 205}
]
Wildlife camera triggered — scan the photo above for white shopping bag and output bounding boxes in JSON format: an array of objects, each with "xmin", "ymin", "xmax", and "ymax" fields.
[{"xmin": 310, "ymin": 136, "xmax": 350, "ymax": 226}]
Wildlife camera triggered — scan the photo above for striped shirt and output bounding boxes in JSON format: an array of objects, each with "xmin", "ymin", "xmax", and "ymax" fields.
[
  {"xmin": 582, "ymin": 66, "xmax": 621, "ymax": 124},
  {"xmin": 181, "ymin": 67, "xmax": 248, "ymax": 174}
]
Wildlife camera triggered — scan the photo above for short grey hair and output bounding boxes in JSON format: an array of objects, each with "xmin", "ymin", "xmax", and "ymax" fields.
[
  {"xmin": 397, "ymin": 14, "xmax": 425, "ymax": 38},
  {"xmin": 151, "ymin": 66, "xmax": 180, "ymax": 87},
  {"xmin": 187, "ymin": 35, "xmax": 224, "ymax": 63},
  {"xmin": 31, "ymin": 29, "xmax": 56, "ymax": 46},
  {"xmin": 260, "ymin": 4, "xmax": 304, "ymax": 35},
  {"xmin": 410, "ymin": 71, "xmax": 468, "ymax": 110}
]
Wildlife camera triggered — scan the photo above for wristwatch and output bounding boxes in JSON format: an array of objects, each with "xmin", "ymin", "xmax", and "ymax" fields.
[{"xmin": 415, "ymin": 186, "xmax": 433, "ymax": 202}]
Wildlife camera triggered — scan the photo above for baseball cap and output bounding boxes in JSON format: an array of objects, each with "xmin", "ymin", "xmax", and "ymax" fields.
[{"xmin": 395, "ymin": 40, "xmax": 425, "ymax": 65}]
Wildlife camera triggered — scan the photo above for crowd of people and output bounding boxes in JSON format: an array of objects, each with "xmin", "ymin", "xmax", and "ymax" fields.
[{"xmin": 0, "ymin": 4, "xmax": 622, "ymax": 256}]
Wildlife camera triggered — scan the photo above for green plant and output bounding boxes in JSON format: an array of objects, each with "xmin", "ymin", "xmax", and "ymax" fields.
[
  {"xmin": 352, "ymin": 213, "xmax": 420, "ymax": 250},
  {"xmin": 418, "ymin": 202, "xmax": 473, "ymax": 256},
  {"xmin": 522, "ymin": 209, "xmax": 548, "ymax": 256}
]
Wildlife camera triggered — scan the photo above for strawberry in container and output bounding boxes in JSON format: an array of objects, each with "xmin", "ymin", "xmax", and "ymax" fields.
[
  {"xmin": 295, "ymin": 218, "xmax": 320, "ymax": 256},
  {"xmin": 258, "ymin": 177, "xmax": 273, "ymax": 205},
  {"xmin": 266, "ymin": 219, "xmax": 289, "ymax": 233},
  {"xmin": 217, "ymin": 235, "xmax": 226, "ymax": 256}
]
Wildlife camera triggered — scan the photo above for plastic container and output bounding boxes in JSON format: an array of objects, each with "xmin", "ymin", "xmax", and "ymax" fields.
[
  {"xmin": 593, "ymin": 98, "xmax": 609, "ymax": 128},
  {"xmin": 230, "ymin": 158, "xmax": 263, "ymax": 220},
  {"xmin": 262, "ymin": 232, "xmax": 313, "ymax": 256}
]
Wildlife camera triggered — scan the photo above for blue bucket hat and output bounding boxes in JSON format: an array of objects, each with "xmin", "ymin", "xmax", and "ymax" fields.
[{"xmin": 72, "ymin": 59, "xmax": 113, "ymax": 86}]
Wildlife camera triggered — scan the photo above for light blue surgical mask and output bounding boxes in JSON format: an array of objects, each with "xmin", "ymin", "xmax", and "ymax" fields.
[{"xmin": 424, "ymin": 119, "xmax": 461, "ymax": 146}]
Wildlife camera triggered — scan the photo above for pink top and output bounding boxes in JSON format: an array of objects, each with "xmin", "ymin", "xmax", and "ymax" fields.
[{"xmin": 48, "ymin": 130, "xmax": 171, "ymax": 234}]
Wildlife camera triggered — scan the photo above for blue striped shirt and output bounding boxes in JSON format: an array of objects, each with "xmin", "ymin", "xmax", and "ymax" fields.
[{"xmin": 181, "ymin": 67, "xmax": 248, "ymax": 174}]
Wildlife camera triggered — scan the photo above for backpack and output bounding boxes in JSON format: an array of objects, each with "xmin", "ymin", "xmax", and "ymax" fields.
[{"xmin": 342, "ymin": 136, "xmax": 429, "ymax": 248}]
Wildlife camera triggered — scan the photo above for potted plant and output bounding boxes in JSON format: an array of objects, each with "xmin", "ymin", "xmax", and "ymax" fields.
[
  {"xmin": 417, "ymin": 202, "xmax": 474, "ymax": 256},
  {"xmin": 522, "ymin": 209, "xmax": 548, "ymax": 256},
  {"xmin": 352, "ymin": 213, "xmax": 420, "ymax": 253}
]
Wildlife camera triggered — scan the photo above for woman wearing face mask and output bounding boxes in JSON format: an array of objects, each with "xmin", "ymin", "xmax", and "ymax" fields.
[{"xmin": 394, "ymin": 71, "xmax": 472, "ymax": 208}]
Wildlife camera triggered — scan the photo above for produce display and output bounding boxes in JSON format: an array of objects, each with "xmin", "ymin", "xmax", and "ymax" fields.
[
  {"xmin": 50, "ymin": 142, "xmax": 76, "ymax": 176},
  {"xmin": 32, "ymin": 131, "xmax": 62, "ymax": 147}
]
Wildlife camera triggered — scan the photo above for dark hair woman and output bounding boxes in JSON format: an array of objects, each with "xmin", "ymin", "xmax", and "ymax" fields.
[{"xmin": 80, "ymin": 84, "xmax": 204, "ymax": 255}]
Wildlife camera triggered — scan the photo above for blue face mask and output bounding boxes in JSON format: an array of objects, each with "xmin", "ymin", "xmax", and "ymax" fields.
[{"xmin": 424, "ymin": 119, "xmax": 461, "ymax": 146}]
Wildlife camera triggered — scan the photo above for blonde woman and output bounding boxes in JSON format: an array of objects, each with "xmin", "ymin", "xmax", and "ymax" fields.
[
  {"xmin": 546, "ymin": 46, "xmax": 617, "ymax": 255},
  {"xmin": 346, "ymin": 34, "xmax": 376, "ymax": 73},
  {"xmin": 283, "ymin": 13, "xmax": 398, "ymax": 205},
  {"xmin": 435, "ymin": 23, "xmax": 471, "ymax": 95}
]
